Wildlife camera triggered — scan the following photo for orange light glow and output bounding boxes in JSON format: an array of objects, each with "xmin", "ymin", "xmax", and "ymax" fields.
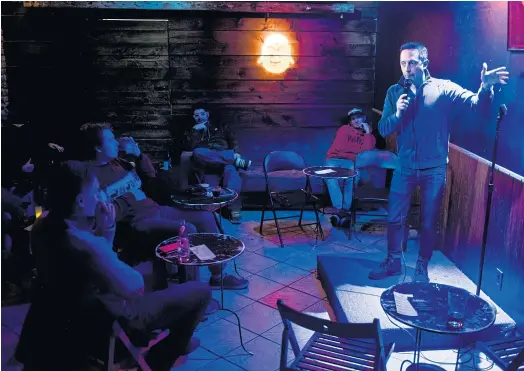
[{"xmin": 257, "ymin": 33, "xmax": 294, "ymax": 74}]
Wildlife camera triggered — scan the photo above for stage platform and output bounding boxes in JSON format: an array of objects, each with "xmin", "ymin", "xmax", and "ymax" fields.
[{"xmin": 317, "ymin": 247, "xmax": 518, "ymax": 351}]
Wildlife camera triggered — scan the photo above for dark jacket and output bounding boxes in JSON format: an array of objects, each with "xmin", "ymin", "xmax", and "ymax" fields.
[
  {"xmin": 15, "ymin": 215, "xmax": 114, "ymax": 369},
  {"xmin": 182, "ymin": 121, "xmax": 240, "ymax": 153},
  {"xmin": 378, "ymin": 71, "xmax": 492, "ymax": 169}
]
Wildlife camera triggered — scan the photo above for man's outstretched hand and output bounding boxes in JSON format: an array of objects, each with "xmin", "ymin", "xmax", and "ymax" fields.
[
  {"xmin": 48, "ymin": 143, "xmax": 65, "ymax": 152},
  {"xmin": 481, "ymin": 63, "xmax": 509, "ymax": 89}
]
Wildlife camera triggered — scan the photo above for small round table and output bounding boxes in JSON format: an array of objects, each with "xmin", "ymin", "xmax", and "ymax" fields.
[
  {"xmin": 303, "ymin": 166, "xmax": 359, "ymax": 240},
  {"xmin": 380, "ymin": 282, "xmax": 496, "ymax": 371},
  {"xmin": 303, "ymin": 166, "xmax": 358, "ymax": 210},
  {"xmin": 171, "ymin": 187, "xmax": 238, "ymax": 234},
  {"xmin": 155, "ymin": 233, "xmax": 253, "ymax": 355}
]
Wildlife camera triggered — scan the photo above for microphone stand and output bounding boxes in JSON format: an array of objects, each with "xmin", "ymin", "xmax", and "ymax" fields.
[{"xmin": 476, "ymin": 104, "xmax": 507, "ymax": 296}]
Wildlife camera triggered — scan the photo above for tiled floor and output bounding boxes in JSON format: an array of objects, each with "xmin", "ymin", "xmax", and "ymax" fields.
[{"xmin": 1, "ymin": 211, "xmax": 501, "ymax": 371}]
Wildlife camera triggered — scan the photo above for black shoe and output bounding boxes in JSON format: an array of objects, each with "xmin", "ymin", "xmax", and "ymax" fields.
[
  {"xmin": 234, "ymin": 157, "xmax": 252, "ymax": 171},
  {"xmin": 330, "ymin": 215, "xmax": 340, "ymax": 227},
  {"xmin": 368, "ymin": 256, "xmax": 401, "ymax": 280},
  {"xmin": 209, "ymin": 274, "xmax": 249, "ymax": 290},
  {"xmin": 413, "ymin": 259, "xmax": 429, "ymax": 283}
]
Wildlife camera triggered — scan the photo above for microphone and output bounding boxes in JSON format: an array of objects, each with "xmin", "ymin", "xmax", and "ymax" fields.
[{"xmin": 403, "ymin": 79, "xmax": 413, "ymax": 96}]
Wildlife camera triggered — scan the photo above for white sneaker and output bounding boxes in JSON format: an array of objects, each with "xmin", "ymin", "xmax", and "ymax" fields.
[{"xmin": 235, "ymin": 158, "xmax": 251, "ymax": 170}]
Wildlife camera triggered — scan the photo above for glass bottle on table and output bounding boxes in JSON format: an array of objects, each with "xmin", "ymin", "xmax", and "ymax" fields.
[
  {"xmin": 163, "ymin": 150, "xmax": 172, "ymax": 171},
  {"xmin": 178, "ymin": 220, "xmax": 190, "ymax": 263}
]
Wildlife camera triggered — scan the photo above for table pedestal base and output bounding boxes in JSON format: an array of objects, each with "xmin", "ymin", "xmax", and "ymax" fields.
[
  {"xmin": 406, "ymin": 363, "xmax": 446, "ymax": 371},
  {"xmin": 218, "ymin": 263, "xmax": 253, "ymax": 356},
  {"xmin": 218, "ymin": 307, "xmax": 253, "ymax": 355}
]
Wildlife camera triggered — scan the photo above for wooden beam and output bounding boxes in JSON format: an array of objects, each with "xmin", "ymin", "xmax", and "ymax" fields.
[{"xmin": 23, "ymin": 1, "xmax": 358, "ymax": 14}]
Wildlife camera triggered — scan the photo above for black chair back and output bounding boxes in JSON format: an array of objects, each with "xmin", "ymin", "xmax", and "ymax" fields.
[
  {"xmin": 277, "ymin": 299, "xmax": 388, "ymax": 371},
  {"xmin": 263, "ymin": 151, "xmax": 306, "ymax": 174}
]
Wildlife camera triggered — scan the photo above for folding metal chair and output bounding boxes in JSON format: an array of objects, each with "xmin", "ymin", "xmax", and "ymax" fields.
[
  {"xmin": 477, "ymin": 337, "xmax": 524, "ymax": 371},
  {"xmin": 277, "ymin": 299, "xmax": 395, "ymax": 371},
  {"xmin": 259, "ymin": 151, "xmax": 324, "ymax": 247}
]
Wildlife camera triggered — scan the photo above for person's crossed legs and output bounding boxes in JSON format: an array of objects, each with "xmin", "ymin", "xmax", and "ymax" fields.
[{"xmin": 191, "ymin": 148, "xmax": 247, "ymax": 223}]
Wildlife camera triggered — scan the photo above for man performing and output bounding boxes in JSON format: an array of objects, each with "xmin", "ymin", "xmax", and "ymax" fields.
[{"xmin": 369, "ymin": 41, "xmax": 509, "ymax": 282}]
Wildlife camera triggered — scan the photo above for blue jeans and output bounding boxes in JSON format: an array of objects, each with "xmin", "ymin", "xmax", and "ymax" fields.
[
  {"xmin": 324, "ymin": 158, "xmax": 355, "ymax": 210},
  {"xmin": 192, "ymin": 148, "xmax": 242, "ymax": 211},
  {"xmin": 387, "ymin": 165, "xmax": 447, "ymax": 261}
]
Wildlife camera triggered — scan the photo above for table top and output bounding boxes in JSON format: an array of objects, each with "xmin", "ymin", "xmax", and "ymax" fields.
[
  {"xmin": 155, "ymin": 232, "xmax": 245, "ymax": 266},
  {"xmin": 303, "ymin": 166, "xmax": 358, "ymax": 179},
  {"xmin": 171, "ymin": 187, "xmax": 238, "ymax": 211},
  {"xmin": 380, "ymin": 282, "xmax": 496, "ymax": 334}
]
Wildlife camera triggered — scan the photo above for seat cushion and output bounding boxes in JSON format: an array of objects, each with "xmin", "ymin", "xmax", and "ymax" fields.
[{"xmin": 354, "ymin": 187, "xmax": 390, "ymax": 202}]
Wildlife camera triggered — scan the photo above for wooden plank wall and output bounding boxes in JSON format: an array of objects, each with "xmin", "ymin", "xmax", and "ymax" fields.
[
  {"xmin": 439, "ymin": 143, "xmax": 524, "ymax": 323},
  {"xmin": 88, "ymin": 18, "xmax": 171, "ymax": 158},
  {"xmin": 2, "ymin": 4, "xmax": 95, "ymax": 149},
  {"xmin": 1, "ymin": 30, "xmax": 8, "ymax": 118},
  {"xmin": 2, "ymin": 3, "xmax": 378, "ymax": 161}
]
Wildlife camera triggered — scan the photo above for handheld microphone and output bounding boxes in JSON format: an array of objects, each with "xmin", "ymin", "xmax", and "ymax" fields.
[{"xmin": 403, "ymin": 79, "xmax": 413, "ymax": 97}]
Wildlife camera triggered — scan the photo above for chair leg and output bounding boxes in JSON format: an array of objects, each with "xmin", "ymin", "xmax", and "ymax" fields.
[
  {"xmin": 349, "ymin": 201, "xmax": 357, "ymax": 240},
  {"xmin": 298, "ymin": 204, "xmax": 305, "ymax": 227},
  {"xmin": 271, "ymin": 206, "xmax": 285, "ymax": 248},
  {"xmin": 259, "ymin": 202, "xmax": 266, "ymax": 235},
  {"xmin": 112, "ymin": 322, "xmax": 152, "ymax": 371},
  {"xmin": 107, "ymin": 334, "xmax": 116, "ymax": 371},
  {"xmin": 312, "ymin": 203, "xmax": 324, "ymax": 240}
]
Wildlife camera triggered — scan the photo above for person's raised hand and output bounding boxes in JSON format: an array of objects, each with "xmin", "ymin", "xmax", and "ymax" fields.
[
  {"xmin": 95, "ymin": 202, "xmax": 116, "ymax": 230},
  {"xmin": 481, "ymin": 62, "xmax": 509, "ymax": 89},
  {"xmin": 119, "ymin": 137, "xmax": 141, "ymax": 157},
  {"xmin": 395, "ymin": 94, "xmax": 410, "ymax": 119},
  {"xmin": 193, "ymin": 123, "xmax": 207, "ymax": 131},
  {"xmin": 361, "ymin": 122, "xmax": 371, "ymax": 134},
  {"xmin": 21, "ymin": 158, "xmax": 34, "ymax": 173},
  {"xmin": 48, "ymin": 143, "xmax": 65, "ymax": 152}
]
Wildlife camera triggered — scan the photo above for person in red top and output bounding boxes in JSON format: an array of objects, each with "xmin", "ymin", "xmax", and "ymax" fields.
[{"xmin": 325, "ymin": 108, "xmax": 376, "ymax": 217}]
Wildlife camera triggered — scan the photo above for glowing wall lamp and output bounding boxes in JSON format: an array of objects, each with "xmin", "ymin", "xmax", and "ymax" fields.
[{"xmin": 257, "ymin": 33, "xmax": 294, "ymax": 74}]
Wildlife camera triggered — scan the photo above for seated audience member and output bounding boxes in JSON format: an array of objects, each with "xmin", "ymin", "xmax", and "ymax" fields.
[
  {"xmin": 180, "ymin": 105, "xmax": 251, "ymax": 224},
  {"xmin": 325, "ymin": 108, "xmax": 376, "ymax": 221},
  {"xmin": 16, "ymin": 161, "xmax": 211, "ymax": 371},
  {"xmin": 79, "ymin": 123, "xmax": 248, "ymax": 290},
  {"xmin": 1, "ymin": 188, "xmax": 27, "ymax": 259}
]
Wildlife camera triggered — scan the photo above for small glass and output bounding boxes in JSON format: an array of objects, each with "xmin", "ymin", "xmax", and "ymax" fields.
[
  {"xmin": 212, "ymin": 186, "xmax": 222, "ymax": 197},
  {"xmin": 447, "ymin": 288, "xmax": 469, "ymax": 330},
  {"xmin": 198, "ymin": 183, "xmax": 212, "ymax": 197}
]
